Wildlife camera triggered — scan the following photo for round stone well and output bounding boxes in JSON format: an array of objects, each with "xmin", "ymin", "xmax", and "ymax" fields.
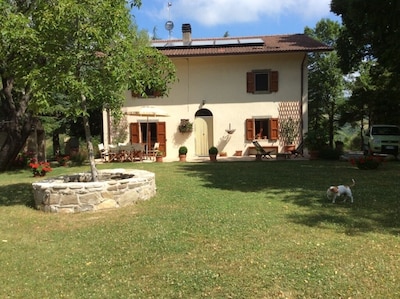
[{"xmin": 32, "ymin": 169, "xmax": 156, "ymax": 213}]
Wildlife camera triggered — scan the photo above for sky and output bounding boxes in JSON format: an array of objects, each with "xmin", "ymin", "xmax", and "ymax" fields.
[{"xmin": 131, "ymin": 0, "xmax": 341, "ymax": 40}]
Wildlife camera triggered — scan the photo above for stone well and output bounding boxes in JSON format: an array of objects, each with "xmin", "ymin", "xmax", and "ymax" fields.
[{"xmin": 32, "ymin": 169, "xmax": 156, "ymax": 213}]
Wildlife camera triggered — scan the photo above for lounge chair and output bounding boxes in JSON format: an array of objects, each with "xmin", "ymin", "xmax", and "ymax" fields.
[
  {"xmin": 98, "ymin": 143, "xmax": 109, "ymax": 162},
  {"xmin": 290, "ymin": 141, "xmax": 304, "ymax": 158},
  {"xmin": 252, "ymin": 140, "xmax": 274, "ymax": 159}
]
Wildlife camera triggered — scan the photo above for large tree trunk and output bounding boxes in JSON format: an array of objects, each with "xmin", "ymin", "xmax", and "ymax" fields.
[{"xmin": 0, "ymin": 77, "xmax": 37, "ymax": 171}]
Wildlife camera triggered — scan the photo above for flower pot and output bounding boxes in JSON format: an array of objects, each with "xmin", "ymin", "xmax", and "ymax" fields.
[
  {"xmin": 308, "ymin": 150, "xmax": 319, "ymax": 160},
  {"xmin": 284, "ymin": 145, "xmax": 295, "ymax": 153},
  {"xmin": 209, "ymin": 154, "xmax": 217, "ymax": 162},
  {"xmin": 179, "ymin": 154, "xmax": 186, "ymax": 162},
  {"xmin": 234, "ymin": 150, "xmax": 242, "ymax": 156},
  {"xmin": 156, "ymin": 156, "xmax": 163, "ymax": 162}
]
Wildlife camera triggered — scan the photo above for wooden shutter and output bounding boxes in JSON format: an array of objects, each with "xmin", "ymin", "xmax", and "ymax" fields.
[
  {"xmin": 269, "ymin": 118, "xmax": 279, "ymax": 140},
  {"xmin": 245, "ymin": 118, "xmax": 254, "ymax": 141},
  {"xmin": 246, "ymin": 72, "xmax": 255, "ymax": 93},
  {"xmin": 156, "ymin": 122, "xmax": 166, "ymax": 156},
  {"xmin": 130, "ymin": 123, "xmax": 140, "ymax": 143},
  {"xmin": 270, "ymin": 71, "xmax": 279, "ymax": 92}
]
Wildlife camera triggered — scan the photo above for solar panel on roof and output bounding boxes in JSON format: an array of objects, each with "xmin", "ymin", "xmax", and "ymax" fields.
[
  {"xmin": 191, "ymin": 40, "xmax": 215, "ymax": 46},
  {"xmin": 238, "ymin": 38, "xmax": 264, "ymax": 45},
  {"xmin": 215, "ymin": 39, "xmax": 239, "ymax": 45},
  {"xmin": 165, "ymin": 41, "xmax": 184, "ymax": 47},
  {"xmin": 152, "ymin": 42, "xmax": 167, "ymax": 47}
]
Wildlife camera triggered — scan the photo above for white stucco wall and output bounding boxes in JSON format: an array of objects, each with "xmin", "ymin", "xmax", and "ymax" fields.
[{"xmin": 106, "ymin": 52, "xmax": 308, "ymax": 160}]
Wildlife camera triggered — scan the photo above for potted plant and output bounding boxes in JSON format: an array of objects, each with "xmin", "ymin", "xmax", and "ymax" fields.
[
  {"xmin": 156, "ymin": 151, "xmax": 163, "ymax": 162},
  {"xmin": 178, "ymin": 146, "xmax": 188, "ymax": 162},
  {"xmin": 208, "ymin": 146, "xmax": 218, "ymax": 161},
  {"xmin": 178, "ymin": 119, "xmax": 193, "ymax": 133},
  {"xmin": 280, "ymin": 118, "xmax": 299, "ymax": 152},
  {"xmin": 350, "ymin": 155, "xmax": 383, "ymax": 170},
  {"xmin": 304, "ymin": 129, "xmax": 328, "ymax": 160},
  {"xmin": 29, "ymin": 159, "xmax": 53, "ymax": 177}
]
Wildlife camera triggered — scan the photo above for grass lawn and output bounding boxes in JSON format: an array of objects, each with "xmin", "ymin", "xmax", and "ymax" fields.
[{"xmin": 0, "ymin": 159, "xmax": 399, "ymax": 298}]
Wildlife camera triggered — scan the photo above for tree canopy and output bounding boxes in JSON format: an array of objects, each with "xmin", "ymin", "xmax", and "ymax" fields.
[
  {"xmin": 331, "ymin": 0, "xmax": 400, "ymax": 74},
  {"xmin": 305, "ymin": 19, "xmax": 344, "ymax": 148},
  {"xmin": 0, "ymin": 0, "xmax": 176, "ymax": 174},
  {"xmin": 331, "ymin": 0, "xmax": 400, "ymax": 126}
]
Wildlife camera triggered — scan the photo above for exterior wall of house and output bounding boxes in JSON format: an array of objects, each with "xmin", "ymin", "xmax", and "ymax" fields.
[{"xmin": 105, "ymin": 51, "xmax": 308, "ymax": 160}]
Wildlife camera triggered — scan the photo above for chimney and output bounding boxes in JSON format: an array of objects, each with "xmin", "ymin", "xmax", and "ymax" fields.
[{"xmin": 182, "ymin": 23, "xmax": 192, "ymax": 45}]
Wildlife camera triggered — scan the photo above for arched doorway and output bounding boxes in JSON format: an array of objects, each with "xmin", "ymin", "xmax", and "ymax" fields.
[{"xmin": 194, "ymin": 109, "xmax": 213, "ymax": 156}]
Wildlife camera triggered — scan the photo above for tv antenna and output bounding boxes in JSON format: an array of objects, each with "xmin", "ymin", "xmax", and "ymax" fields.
[{"xmin": 165, "ymin": 2, "xmax": 174, "ymax": 39}]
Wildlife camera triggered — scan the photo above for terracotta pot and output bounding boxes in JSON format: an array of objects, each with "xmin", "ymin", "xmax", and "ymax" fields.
[
  {"xmin": 209, "ymin": 154, "xmax": 217, "ymax": 162},
  {"xmin": 308, "ymin": 150, "xmax": 319, "ymax": 160},
  {"xmin": 284, "ymin": 145, "xmax": 295, "ymax": 152},
  {"xmin": 179, "ymin": 154, "xmax": 186, "ymax": 162},
  {"xmin": 234, "ymin": 150, "xmax": 242, "ymax": 156},
  {"xmin": 156, "ymin": 156, "xmax": 163, "ymax": 162}
]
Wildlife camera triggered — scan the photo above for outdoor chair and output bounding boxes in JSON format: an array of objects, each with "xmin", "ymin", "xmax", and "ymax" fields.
[
  {"xmin": 290, "ymin": 141, "xmax": 304, "ymax": 158},
  {"xmin": 147, "ymin": 142, "xmax": 160, "ymax": 160},
  {"xmin": 252, "ymin": 140, "xmax": 274, "ymax": 159},
  {"xmin": 98, "ymin": 143, "xmax": 109, "ymax": 162}
]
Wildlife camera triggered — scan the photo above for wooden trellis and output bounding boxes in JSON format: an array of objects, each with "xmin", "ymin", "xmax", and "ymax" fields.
[{"xmin": 278, "ymin": 102, "xmax": 302, "ymax": 146}]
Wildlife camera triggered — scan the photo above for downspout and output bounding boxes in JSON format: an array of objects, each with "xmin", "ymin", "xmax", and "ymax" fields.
[{"xmin": 300, "ymin": 53, "xmax": 307, "ymax": 146}]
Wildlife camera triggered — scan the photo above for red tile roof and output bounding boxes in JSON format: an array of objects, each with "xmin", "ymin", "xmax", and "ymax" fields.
[{"xmin": 152, "ymin": 34, "xmax": 332, "ymax": 57}]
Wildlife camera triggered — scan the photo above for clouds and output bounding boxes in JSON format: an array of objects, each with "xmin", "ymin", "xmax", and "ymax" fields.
[
  {"xmin": 164, "ymin": 0, "xmax": 333, "ymax": 26},
  {"xmin": 133, "ymin": 0, "xmax": 338, "ymax": 38}
]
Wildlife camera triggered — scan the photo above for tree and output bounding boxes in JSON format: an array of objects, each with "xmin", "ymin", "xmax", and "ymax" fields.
[
  {"xmin": 0, "ymin": 0, "xmax": 176, "ymax": 178},
  {"xmin": 305, "ymin": 19, "xmax": 345, "ymax": 148},
  {"xmin": 331, "ymin": 0, "xmax": 400, "ymax": 74},
  {"xmin": 331, "ymin": 0, "xmax": 400, "ymax": 126},
  {"xmin": 0, "ymin": 0, "xmax": 41, "ymax": 171}
]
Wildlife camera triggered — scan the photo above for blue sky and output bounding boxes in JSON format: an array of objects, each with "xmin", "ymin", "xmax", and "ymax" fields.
[{"xmin": 131, "ymin": 0, "xmax": 341, "ymax": 40}]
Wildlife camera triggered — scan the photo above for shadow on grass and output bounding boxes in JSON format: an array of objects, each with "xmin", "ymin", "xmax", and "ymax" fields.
[
  {"xmin": 0, "ymin": 183, "xmax": 36, "ymax": 208},
  {"xmin": 177, "ymin": 160, "xmax": 400, "ymax": 236}
]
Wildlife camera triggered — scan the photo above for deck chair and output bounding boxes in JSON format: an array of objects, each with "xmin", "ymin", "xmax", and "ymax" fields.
[
  {"xmin": 98, "ymin": 143, "xmax": 109, "ymax": 161},
  {"xmin": 147, "ymin": 142, "xmax": 160, "ymax": 160},
  {"xmin": 290, "ymin": 141, "xmax": 304, "ymax": 158},
  {"xmin": 252, "ymin": 140, "xmax": 274, "ymax": 159}
]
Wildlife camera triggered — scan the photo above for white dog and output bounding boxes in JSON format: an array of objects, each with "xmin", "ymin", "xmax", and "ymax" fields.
[{"xmin": 326, "ymin": 179, "xmax": 355, "ymax": 203}]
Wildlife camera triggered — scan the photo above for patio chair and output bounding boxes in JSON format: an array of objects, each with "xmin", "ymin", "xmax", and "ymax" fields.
[
  {"xmin": 252, "ymin": 140, "xmax": 274, "ymax": 159},
  {"xmin": 147, "ymin": 142, "xmax": 160, "ymax": 160},
  {"xmin": 98, "ymin": 143, "xmax": 109, "ymax": 162},
  {"xmin": 290, "ymin": 141, "xmax": 304, "ymax": 158}
]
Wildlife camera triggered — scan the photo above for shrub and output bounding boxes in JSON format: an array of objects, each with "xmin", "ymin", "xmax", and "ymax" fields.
[
  {"xmin": 208, "ymin": 146, "xmax": 218, "ymax": 155},
  {"xmin": 350, "ymin": 155, "xmax": 383, "ymax": 170},
  {"xmin": 178, "ymin": 146, "xmax": 188, "ymax": 155}
]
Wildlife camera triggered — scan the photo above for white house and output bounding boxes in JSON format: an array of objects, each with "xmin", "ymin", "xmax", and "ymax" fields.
[{"xmin": 103, "ymin": 24, "xmax": 331, "ymax": 160}]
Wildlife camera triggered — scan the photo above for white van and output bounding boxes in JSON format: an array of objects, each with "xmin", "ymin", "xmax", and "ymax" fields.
[{"xmin": 363, "ymin": 125, "xmax": 400, "ymax": 156}]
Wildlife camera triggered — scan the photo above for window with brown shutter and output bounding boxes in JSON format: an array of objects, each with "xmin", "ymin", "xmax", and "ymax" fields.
[
  {"xmin": 246, "ymin": 70, "xmax": 278, "ymax": 93},
  {"xmin": 245, "ymin": 118, "xmax": 279, "ymax": 141},
  {"xmin": 269, "ymin": 118, "xmax": 279, "ymax": 140},
  {"xmin": 270, "ymin": 71, "xmax": 279, "ymax": 92},
  {"xmin": 245, "ymin": 119, "xmax": 254, "ymax": 140},
  {"xmin": 130, "ymin": 122, "xmax": 140, "ymax": 143}
]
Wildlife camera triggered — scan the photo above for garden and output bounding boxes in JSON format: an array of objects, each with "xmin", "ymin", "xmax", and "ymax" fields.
[{"xmin": 0, "ymin": 159, "xmax": 399, "ymax": 298}]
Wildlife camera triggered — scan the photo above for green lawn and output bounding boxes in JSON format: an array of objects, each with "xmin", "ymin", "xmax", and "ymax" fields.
[{"xmin": 1, "ymin": 159, "xmax": 399, "ymax": 298}]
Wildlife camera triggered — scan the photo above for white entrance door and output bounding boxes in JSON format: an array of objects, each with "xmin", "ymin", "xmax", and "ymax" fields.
[{"xmin": 194, "ymin": 116, "xmax": 213, "ymax": 156}]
